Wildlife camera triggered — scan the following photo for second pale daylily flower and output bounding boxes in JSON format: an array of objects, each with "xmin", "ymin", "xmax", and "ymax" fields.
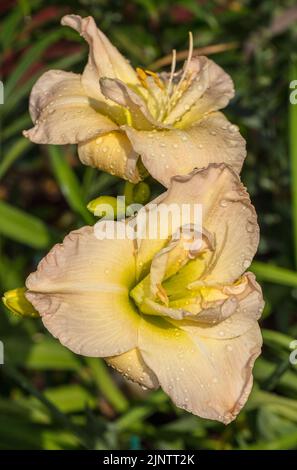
[
  {"xmin": 23, "ymin": 14, "xmax": 246, "ymax": 187},
  {"xmin": 25, "ymin": 164, "xmax": 263, "ymax": 424}
]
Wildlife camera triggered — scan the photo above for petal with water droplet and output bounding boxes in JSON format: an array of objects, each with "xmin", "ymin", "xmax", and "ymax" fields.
[
  {"xmin": 164, "ymin": 56, "xmax": 234, "ymax": 125},
  {"xmin": 61, "ymin": 15, "xmax": 139, "ymax": 101},
  {"xmin": 78, "ymin": 131, "xmax": 141, "ymax": 183},
  {"xmin": 139, "ymin": 315, "xmax": 262, "ymax": 424},
  {"xmin": 123, "ymin": 112, "xmax": 246, "ymax": 188},
  {"xmin": 106, "ymin": 348, "xmax": 159, "ymax": 389},
  {"xmin": 25, "ymin": 225, "xmax": 139, "ymax": 357},
  {"xmin": 23, "ymin": 70, "xmax": 117, "ymax": 144}
]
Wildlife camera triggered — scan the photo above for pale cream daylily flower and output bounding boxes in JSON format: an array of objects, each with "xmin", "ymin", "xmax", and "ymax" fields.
[
  {"xmin": 25, "ymin": 163, "xmax": 263, "ymax": 424},
  {"xmin": 23, "ymin": 14, "xmax": 246, "ymax": 187}
]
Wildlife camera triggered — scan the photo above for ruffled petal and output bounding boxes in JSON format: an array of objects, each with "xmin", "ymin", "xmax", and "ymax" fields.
[
  {"xmin": 23, "ymin": 70, "xmax": 117, "ymax": 144},
  {"xmin": 106, "ymin": 348, "xmax": 159, "ymax": 389},
  {"xmin": 25, "ymin": 225, "xmax": 139, "ymax": 357},
  {"xmin": 154, "ymin": 164, "xmax": 259, "ymax": 283},
  {"xmin": 124, "ymin": 112, "xmax": 246, "ymax": 188},
  {"xmin": 61, "ymin": 15, "xmax": 139, "ymax": 101},
  {"xmin": 78, "ymin": 131, "xmax": 141, "ymax": 183},
  {"xmin": 139, "ymin": 313, "xmax": 262, "ymax": 424},
  {"xmin": 100, "ymin": 78, "xmax": 157, "ymax": 130},
  {"xmin": 164, "ymin": 56, "xmax": 234, "ymax": 126}
]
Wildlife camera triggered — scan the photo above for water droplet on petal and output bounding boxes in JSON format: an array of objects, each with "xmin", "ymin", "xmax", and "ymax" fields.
[
  {"xmin": 243, "ymin": 259, "xmax": 250, "ymax": 269},
  {"xmin": 220, "ymin": 199, "xmax": 228, "ymax": 208},
  {"xmin": 246, "ymin": 221, "xmax": 256, "ymax": 233}
]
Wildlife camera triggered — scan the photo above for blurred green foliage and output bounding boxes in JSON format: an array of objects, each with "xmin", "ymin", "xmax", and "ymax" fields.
[{"xmin": 0, "ymin": 0, "xmax": 297, "ymax": 450}]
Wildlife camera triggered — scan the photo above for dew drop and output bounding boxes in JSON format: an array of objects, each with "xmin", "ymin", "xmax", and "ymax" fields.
[
  {"xmin": 243, "ymin": 259, "xmax": 250, "ymax": 269},
  {"xmin": 246, "ymin": 221, "xmax": 255, "ymax": 233},
  {"xmin": 220, "ymin": 199, "xmax": 228, "ymax": 208},
  {"xmin": 230, "ymin": 124, "xmax": 239, "ymax": 133}
]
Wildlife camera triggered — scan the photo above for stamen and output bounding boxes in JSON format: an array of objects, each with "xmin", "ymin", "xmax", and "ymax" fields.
[
  {"xmin": 175, "ymin": 31, "xmax": 194, "ymax": 95},
  {"xmin": 162, "ymin": 32, "xmax": 194, "ymax": 120},
  {"xmin": 167, "ymin": 49, "xmax": 177, "ymax": 97},
  {"xmin": 144, "ymin": 70, "xmax": 165, "ymax": 90},
  {"xmin": 136, "ymin": 67, "xmax": 148, "ymax": 89}
]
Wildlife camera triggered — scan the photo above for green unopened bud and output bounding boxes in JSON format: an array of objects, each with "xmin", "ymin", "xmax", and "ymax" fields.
[
  {"xmin": 133, "ymin": 182, "xmax": 151, "ymax": 204},
  {"xmin": 2, "ymin": 287, "xmax": 39, "ymax": 318},
  {"xmin": 124, "ymin": 181, "xmax": 151, "ymax": 206},
  {"xmin": 87, "ymin": 196, "xmax": 125, "ymax": 219}
]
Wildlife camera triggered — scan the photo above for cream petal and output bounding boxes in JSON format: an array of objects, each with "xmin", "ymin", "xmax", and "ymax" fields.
[
  {"xmin": 130, "ymin": 191, "xmax": 196, "ymax": 279},
  {"xmin": 165, "ymin": 269, "xmax": 262, "ymax": 316},
  {"xmin": 78, "ymin": 131, "xmax": 141, "ymax": 183},
  {"xmin": 25, "ymin": 225, "xmax": 139, "ymax": 357},
  {"xmin": 174, "ymin": 274, "xmax": 264, "ymax": 337},
  {"xmin": 134, "ymin": 270, "xmax": 263, "ymax": 325},
  {"xmin": 131, "ymin": 228, "xmax": 206, "ymax": 310},
  {"xmin": 61, "ymin": 15, "xmax": 139, "ymax": 102},
  {"xmin": 105, "ymin": 348, "xmax": 159, "ymax": 389},
  {"xmin": 149, "ymin": 229, "xmax": 203, "ymax": 299},
  {"xmin": 139, "ymin": 315, "xmax": 262, "ymax": 424},
  {"xmin": 23, "ymin": 70, "xmax": 117, "ymax": 144},
  {"xmin": 156, "ymin": 164, "xmax": 259, "ymax": 283},
  {"xmin": 124, "ymin": 112, "xmax": 246, "ymax": 188},
  {"xmin": 165, "ymin": 56, "xmax": 234, "ymax": 126},
  {"xmin": 100, "ymin": 78, "xmax": 158, "ymax": 130}
]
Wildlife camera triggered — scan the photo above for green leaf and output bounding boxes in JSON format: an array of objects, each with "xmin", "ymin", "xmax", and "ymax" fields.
[
  {"xmin": 4, "ymin": 30, "xmax": 63, "ymax": 100},
  {"xmin": 0, "ymin": 7, "xmax": 23, "ymax": 51},
  {"xmin": 43, "ymin": 385, "xmax": 96, "ymax": 413},
  {"xmin": 290, "ymin": 58, "xmax": 297, "ymax": 267},
  {"xmin": 85, "ymin": 357, "xmax": 129, "ymax": 413},
  {"xmin": 3, "ymin": 52, "xmax": 83, "ymax": 117},
  {"xmin": 0, "ymin": 138, "xmax": 32, "ymax": 179},
  {"xmin": 262, "ymin": 328, "xmax": 296, "ymax": 351},
  {"xmin": 244, "ymin": 431, "xmax": 297, "ymax": 450},
  {"xmin": 48, "ymin": 146, "xmax": 94, "ymax": 225},
  {"xmin": 0, "ymin": 200, "xmax": 50, "ymax": 248},
  {"xmin": 251, "ymin": 261, "xmax": 297, "ymax": 287},
  {"xmin": 5, "ymin": 336, "xmax": 81, "ymax": 370}
]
